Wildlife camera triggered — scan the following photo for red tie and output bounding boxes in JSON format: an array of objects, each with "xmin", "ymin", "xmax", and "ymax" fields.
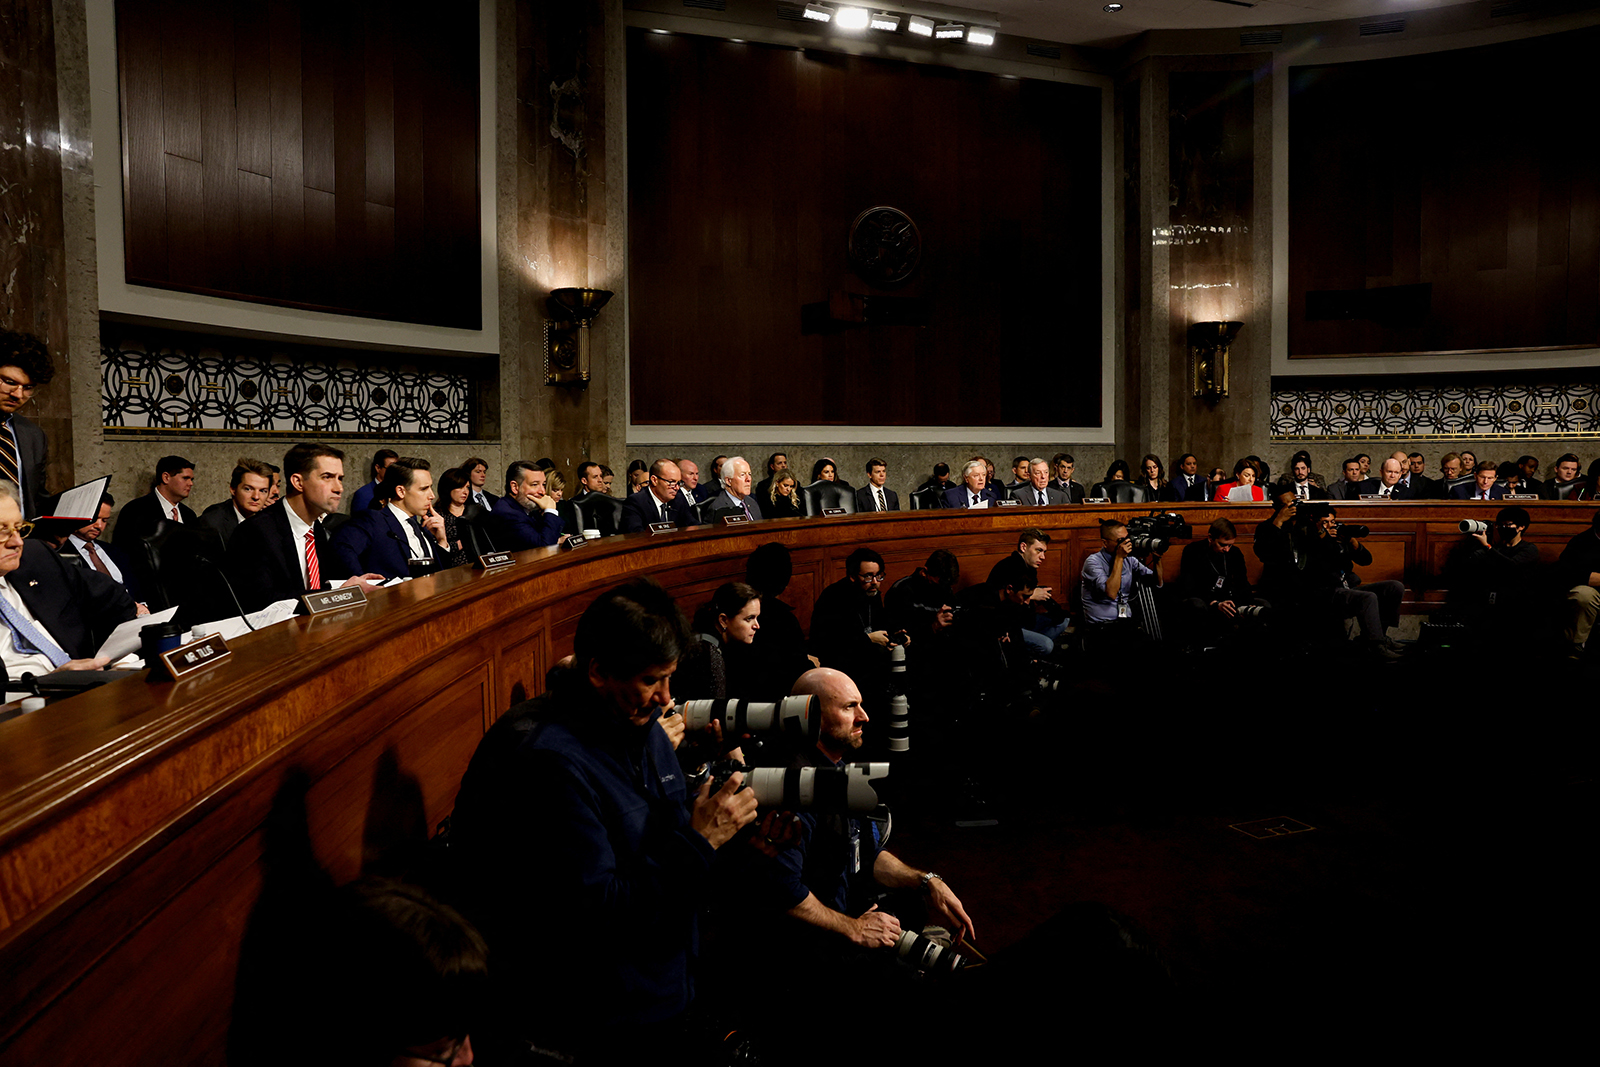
[
  {"xmin": 304, "ymin": 529, "xmax": 321, "ymax": 589},
  {"xmin": 86, "ymin": 541, "xmax": 112, "ymax": 576},
  {"xmin": 171, "ymin": 504, "xmax": 180, "ymax": 521}
]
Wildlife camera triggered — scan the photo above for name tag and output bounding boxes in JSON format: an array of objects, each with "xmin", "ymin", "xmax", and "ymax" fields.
[
  {"xmin": 303, "ymin": 585, "xmax": 369, "ymax": 614},
  {"xmin": 996, "ymin": 499, "xmax": 1019, "ymax": 507},
  {"xmin": 723, "ymin": 515, "xmax": 751, "ymax": 526},
  {"xmin": 648, "ymin": 521, "xmax": 676, "ymax": 534},
  {"xmin": 1357, "ymin": 494, "xmax": 1390, "ymax": 501},
  {"xmin": 475, "ymin": 550, "xmax": 515, "ymax": 570},
  {"xmin": 159, "ymin": 633, "xmax": 233, "ymax": 680},
  {"xmin": 822, "ymin": 507, "xmax": 846, "ymax": 517},
  {"xmin": 1506, "ymin": 493, "xmax": 1539, "ymax": 500},
  {"xmin": 562, "ymin": 533, "xmax": 588, "ymax": 550}
]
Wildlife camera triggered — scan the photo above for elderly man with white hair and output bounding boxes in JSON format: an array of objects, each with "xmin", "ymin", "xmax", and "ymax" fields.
[
  {"xmin": 707, "ymin": 455, "xmax": 762, "ymax": 521},
  {"xmin": 942, "ymin": 459, "xmax": 1000, "ymax": 509}
]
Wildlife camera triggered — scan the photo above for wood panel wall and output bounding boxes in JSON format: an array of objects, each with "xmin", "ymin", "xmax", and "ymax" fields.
[
  {"xmin": 1287, "ymin": 27, "xmax": 1600, "ymax": 358},
  {"xmin": 627, "ymin": 32, "xmax": 1103, "ymax": 428},
  {"xmin": 116, "ymin": 0, "xmax": 481, "ymax": 328}
]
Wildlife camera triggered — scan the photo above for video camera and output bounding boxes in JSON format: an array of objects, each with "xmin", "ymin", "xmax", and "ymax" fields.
[{"xmin": 1125, "ymin": 511, "xmax": 1191, "ymax": 557}]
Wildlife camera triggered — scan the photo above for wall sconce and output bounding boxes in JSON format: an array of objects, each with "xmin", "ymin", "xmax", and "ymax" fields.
[
  {"xmin": 544, "ymin": 287, "xmax": 614, "ymax": 387},
  {"xmin": 1188, "ymin": 320, "xmax": 1242, "ymax": 402}
]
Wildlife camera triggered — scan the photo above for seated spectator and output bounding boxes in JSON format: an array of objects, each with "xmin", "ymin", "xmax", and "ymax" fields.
[
  {"xmin": 1406, "ymin": 452, "xmax": 1435, "ymax": 498},
  {"xmin": 675, "ymin": 458, "xmax": 704, "ymax": 503},
  {"xmin": 1138, "ymin": 454, "xmax": 1172, "ymax": 501},
  {"xmin": 65, "ymin": 492, "xmax": 144, "ymax": 607},
  {"xmin": 915, "ymin": 462, "xmax": 952, "ymax": 501},
  {"xmin": 461, "ymin": 455, "xmax": 498, "ymax": 510},
  {"xmin": 599, "ymin": 464, "xmax": 616, "ymax": 495},
  {"xmin": 753, "ymin": 453, "xmax": 788, "ymax": 505},
  {"xmin": 436, "ymin": 466, "xmax": 493, "ymax": 568},
  {"xmin": 620, "ymin": 459, "xmax": 696, "ymax": 532},
  {"xmin": 1278, "ymin": 454, "xmax": 1329, "ymax": 501},
  {"xmin": 349, "ymin": 448, "xmax": 399, "ymax": 513},
  {"xmin": 1176, "ymin": 517, "xmax": 1268, "ymax": 649},
  {"xmin": 545, "ymin": 469, "xmax": 566, "ymax": 502},
  {"xmin": 1581, "ymin": 459, "xmax": 1600, "ymax": 501},
  {"xmin": 1005, "ymin": 455, "xmax": 1032, "ymax": 492},
  {"xmin": 1170, "ymin": 453, "xmax": 1207, "ymax": 502},
  {"xmin": 677, "ymin": 581, "xmax": 762, "ymax": 701},
  {"xmin": 1329, "ymin": 456, "xmax": 1366, "ymax": 501},
  {"xmin": 1558, "ymin": 510, "xmax": 1600, "ymax": 658},
  {"xmin": 1516, "ymin": 455, "xmax": 1544, "ymax": 497},
  {"xmin": 702, "ymin": 456, "xmax": 728, "ymax": 501},
  {"xmin": 488, "ymin": 461, "xmax": 565, "ymax": 549},
  {"xmin": 198, "ymin": 458, "xmax": 275, "ymax": 552},
  {"xmin": 943, "ymin": 459, "xmax": 999, "ymax": 509},
  {"xmin": 854, "ymin": 458, "xmax": 899, "ymax": 513},
  {"xmin": 114, "ymin": 454, "xmax": 198, "ymax": 549},
  {"xmin": 1213, "ymin": 458, "xmax": 1266, "ymax": 502},
  {"xmin": 1207, "ymin": 466, "xmax": 1227, "ymax": 496},
  {"xmin": 1450, "ymin": 461, "xmax": 1506, "ymax": 501},
  {"xmin": 0, "ymin": 482, "xmax": 136, "ymax": 678},
  {"xmin": 765, "ymin": 469, "xmax": 802, "ymax": 519},
  {"xmin": 811, "ymin": 458, "xmax": 837, "ymax": 484},
  {"xmin": 1542, "ymin": 453, "xmax": 1585, "ymax": 500},
  {"xmin": 625, "ymin": 460, "xmax": 649, "ymax": 493},
  {"xmin": 333, "ymin": 457, "xmax": 450, "ymax": 579},
  {"xmin": 1051, "ymin": 453, "xmax": 1087, "ymax": 502}
]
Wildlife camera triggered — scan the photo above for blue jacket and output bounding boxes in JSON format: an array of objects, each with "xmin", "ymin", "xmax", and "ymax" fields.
[
  {"xmin": 489, "ymin": 494, "xmax": 563, "ymax": 549},
  {"xmin": 331, "ymin": 506, "xmax": 444, "ymax": 579},
  {"xmin": 943, "ymin": 484, "xmax": 1001, "ymax": 509},
  {"xmin": 620, "ymin": 485, "xmax": 696, "ymax": 532}
]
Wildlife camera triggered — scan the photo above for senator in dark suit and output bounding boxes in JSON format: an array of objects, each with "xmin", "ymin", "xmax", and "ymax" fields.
[
  {"xmin": 490, "ymin": 462, "xmax": 564, "ymax": 549},
  {"xmin": 854, "ymin": 460, "xmax": 900, "ymax": 512},
  {"xmin": 333, "ymin": 505, "xmax": 446, "ymax": 579},
  {"xmin": 619, "ymin": 460, "xmax": 697, "ymax": 532},
  {"xmin": 1450, "ymin": 479, "xmax": 1507, "ymax": 501},
  {"xmin": 1352, "ymin": 459, "xmax": 1419, "ymax": 500},
  {"xmin": 944, "ymin": 483, "xmax": 1001, "ymax": 509}
]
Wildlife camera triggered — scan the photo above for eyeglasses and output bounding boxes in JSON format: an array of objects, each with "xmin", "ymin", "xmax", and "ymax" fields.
[
  {"xmin": 854, "ymin": 573, "xmax": 884, "ymax": 583},
  {"xmin": 652, "ymin": 478, "xmax": 681, "ymax": 488},
  {"xmin": 0, "ymin": 374, "xmax": 36, "ymax": 395},
  {"xmin": 0, "ymin": 522, "xmax": 35, "ymax": 540}
]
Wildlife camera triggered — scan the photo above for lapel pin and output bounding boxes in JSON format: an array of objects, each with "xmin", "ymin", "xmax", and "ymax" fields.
[{"xmin": 28, "ymin": 580, "xmax": 39, "ymax": 587}]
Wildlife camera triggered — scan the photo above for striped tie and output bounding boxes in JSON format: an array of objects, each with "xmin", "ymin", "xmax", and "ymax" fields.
[
  {"xmin": 305, "ymin": 529, "xmax": 321, "ymax": 589},
  {"xmin": 0, "ymin": 591, "xmax": 69, "ymax": 668},
  {"xmin": 0, "ymin": 418, "xmax": 18, "ymax": 492}
]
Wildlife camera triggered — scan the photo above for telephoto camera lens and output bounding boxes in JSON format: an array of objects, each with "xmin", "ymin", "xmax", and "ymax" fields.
[
  {"xmin": 681, "ymin": 694, "xmax": 820, "ymax": 742},
  {"xmin": 743, "ymin": 763, "xmax": 892, "ymax": 816},
  {"xmin": 894, "ymin": 928, "xmax": 967, "ymax": 976},
  {"xmin": 1459, "ymin": 519, "xmax": 1489, "ymax": 535}
]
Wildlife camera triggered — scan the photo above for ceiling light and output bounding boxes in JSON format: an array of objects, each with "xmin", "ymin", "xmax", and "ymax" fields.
[
  {"xmin": 966, "ymin": 25, "xmax": 995, "ymax": 45},
  {"xmin": 906, "ymin": 15, "xmax": 935, "ymax": 36},
  {"xmin": 1104, "ymin": 3, "xmax": 1123, "ymax": 10},
  {"xmin": 870, "ymin": 11, "xmax": 900, "ymax": 31},
  {"xmin": 803, "ymin": 3, "xmax": 832, "ymax": 22},
  {"xmin": 835, "ymin": 5, "xmax": 869, "ymax": 29},
  {"xmin": 934, "ymin": 21, "xmax": 964, "ymax": 39}
]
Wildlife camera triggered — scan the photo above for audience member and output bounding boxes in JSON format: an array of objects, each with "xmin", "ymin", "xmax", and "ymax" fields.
[
  {"xmin": 854, "ymin": 458, "xmax": 899, "ymax": 513},
  {"xmin": 116, "ymin": 454, "xmax": 198, "ymax": 544},
  {"xmin": 916, "ymin": 462, "xmax": 952, "ymax": 500},
  {"xmin": 1213, "ymin": 458, "xmax": 1265, "ymax": 502},
  {"xmin": 620, "ymin": 459, "xmax": 696, "ymax": 532},
  {"xmin": 435, "ymin": 466, "xmax": 491, "ymax": 567},
  {"xmin": 677, "ymin": 581, "xmax": 762, "ymax": 701},
  {"xmin": 1279, "ymin": 454, "xmax": 1329, "ymax": 501},
  {"xmin": 333, "ymin": 457, "xmax": 449, "ymax": 579},
  {"xmin": 626, "ymin": 460, "xmax": 649, "ymax": 492},
  {"xmin": 1542, "ymin": 454, "xmax": 1585, "ymax": 500},
  {"xmin": 1406, "ymin": 452, "xmax": 1435, "ymax": 498},
  {"xmin": 1328, "ymin": 456, "xmax": 1366, "ymax": 501},
  {"xmin": 754, "ymin": 453, "xmax": 788, "ymax": 503},
  {"xmin": 1005, "ymin": 455, "xmax": 1032, "ymax": 492},
  {"xmin": 349, "ymin": 449, "xmax": 399, "ymax": 513},
  {"xmin": 1583, "ymin": 459, "xmax": 1600, "ymax": 501},
  {"xmin": 1170, "ymin": 453, "xmax": 1206, "ymax": 501},
  {"xmin": 676, "ymin": 458, "xmax": 703, "ymax": 502},
  {"xmin": 544, "ymin": 469, "xmax": 566, "ymax": 502},
  {"xmin": 265, "ymin": 464, "xmax": 282, "ymax": 506},
  {"xmin": 708, "ymin": 455, "xmax": 761, "ymax": 521},
  {"xmin": 489, "ymin": 462, "xmax": 564, "ymax": 549},
  {"xmin": 0, "ymin": 330, "xmax": 54, "ymax": 519},
  {"xmin": 572, "ymin": 461, "xmax": 606, "ymax": 501},
  {"xmin": 811, "ymin": 457, "xmax": 838, "ymax": 484},
  {"xmin": 599, "ymin": 464, "xmax": 616, "ymax": 495},
  {"xmin": 1139, "ymin": 454, "xmax": 1172, "ymax": 501},
  {"xmin": 198, "ymin": 458, "xmax": 274, "ymax": 551},
  {"xmin": 765, "ymin": 469, "xmax": 802, "ymax": 519},
  {"xmin": 943, "ymin": 459, "xmax": 998, "ymax": 509},
  {"xmin": 461, "ymin": 456, "xmax": 498, "ymax": 510},
  {"xmin": 65, "ymin": 492, "xmax": 144, "ymax": 606},
  {"xmin": 1050, "ymin": 453, "xmax": 1087, "ymax": 502}
]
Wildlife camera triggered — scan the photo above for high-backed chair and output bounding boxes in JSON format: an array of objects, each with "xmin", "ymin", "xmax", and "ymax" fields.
[
  {"xmin": 573, "ymin": 492, "xmax": 624, "ymax": 536},
  {"xmin": 1090, "ymin": 482, "xmax": 1147, "ymax": 505},
  {"xmin": 907, "ymin": 486, "xmax": 942, "ymax": 511},
  {"xmin": 799, "ymin": 481, "xmax": 856, "ymax": 516}
]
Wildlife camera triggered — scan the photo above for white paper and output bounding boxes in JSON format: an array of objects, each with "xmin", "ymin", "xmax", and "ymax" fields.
[
  {"xmin": 94, "ymin": 605, "xmax": 179, "ymax": 661},
  {"xmin": 42, "ymin": 476, "xmax": 110, "ymax": 522},
  {"xmin": 185, "ymin": 599, "xmax": 300, "ymax": 643},
  {"xmin": 382, "ymin": 576, "xmax": 413, "ymax": 587}
]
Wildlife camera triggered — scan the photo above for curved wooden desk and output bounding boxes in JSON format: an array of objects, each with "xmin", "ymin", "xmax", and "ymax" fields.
[{"xmin": 0, "ymin": 500, "xmax": 1592, "ymax": 1059}]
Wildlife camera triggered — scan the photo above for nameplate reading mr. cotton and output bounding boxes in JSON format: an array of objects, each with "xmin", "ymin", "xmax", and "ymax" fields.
[
  {"xmin": 160, "ymin": 633, "xmax": 233, "ymax": 680},
  {"xmin": 302, "ymin": 585, "xmax": 370, "ymax": 615},
  {"xmin": 475, "ymin": 550, "xmax": 516, "ymax": 569}
]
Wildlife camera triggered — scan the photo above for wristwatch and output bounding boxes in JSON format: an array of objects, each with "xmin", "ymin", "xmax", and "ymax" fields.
[{"xmin": 918, "ymin": 871, "xmax": 944, "ymax": 892}]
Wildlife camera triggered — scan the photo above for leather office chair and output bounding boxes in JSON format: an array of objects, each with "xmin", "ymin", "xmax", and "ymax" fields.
[
  {"xmin": 907, "ymin": 486, "xmax": 941, "ymax": 511},
  {"xmin": 573, "ymin": 493, "xmax": 624, "ymax": 536},
  {"xmin": 1091, "ymin": 482, "xmax": 1146, "ymax": 505},
  {"xmin": 138, "ymin": 520, "xmax": 203, "ymax": 612},
  {"xmin": 800, "ymin": 481, "xmax": 856, "ymax": 516}
]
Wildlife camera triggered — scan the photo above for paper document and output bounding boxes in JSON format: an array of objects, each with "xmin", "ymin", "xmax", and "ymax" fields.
[
  {"xmin": 39, "ymin": 476, "xmax": 111, "ymax": 523},
  {"xmin": 185, "ymin": 599, "xmax": 300, "ymax": 643},
  {"xmin": 95, "ymin": 605, "xmax": 180, "ymax": 662}
]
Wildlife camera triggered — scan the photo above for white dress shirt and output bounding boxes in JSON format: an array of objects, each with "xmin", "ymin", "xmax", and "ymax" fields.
[
  {"xmin": 283, "ymin": 500, "xmax": 314, "ymax": 588},
  {"xmin": 69, "ymin": 535, "xmax": 125, "ymax": 583},
  {"xmin": 0, "ymin": 576, "xmax": 62, "ymax": 677},
  {"xmin": 387, "ymin": 503, "xmax": 427, "ymax": 559}
]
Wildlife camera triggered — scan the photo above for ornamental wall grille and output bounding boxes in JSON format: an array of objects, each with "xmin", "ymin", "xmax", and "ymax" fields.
[
  {"xmin": 102, "ymin": 332, "xmax": 472, "ymax": 437},
  {"xmin": 1271, "ymin": 383, "xmax": 1600, "ymax": 439}
]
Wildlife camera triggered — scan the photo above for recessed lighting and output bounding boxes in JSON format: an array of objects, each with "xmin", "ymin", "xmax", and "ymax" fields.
[
  {"xmin": 835, "ymin": 5, "xmax": 869, "ymax": 29},
  {"xmin": 934, "ymin": 21, "xmax": 964, "ymax": 39},
  {"xmin": 1104, "ymin": 3, "xmax": 1123, "ymax": 10},
  {"xmin": 967, "ymin": 26, "xmax": 995, "ymax": 45},
  {"xmin": 870, "ymin": 11, "xmax": 900, "ymax": 31},
  {"xmin": 803, "ymin": 3, "xmax": 832, "ymax": 22},
  {"xmin": 651, "ymin": 28, "xmax": 670, "ymax": 34},
  {"xmin": 906, "ymin": 15, "xmax": 935, "ymax": 36}
]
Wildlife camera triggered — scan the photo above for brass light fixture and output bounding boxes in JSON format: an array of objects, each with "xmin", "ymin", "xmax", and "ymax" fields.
[
  {"xmin": 544, "ymin": 287, "xmax": 614, "ymax": 387},
  {"xmin": 1188, "ymin": 320, "xmax": 1242, "ymax": 402}
]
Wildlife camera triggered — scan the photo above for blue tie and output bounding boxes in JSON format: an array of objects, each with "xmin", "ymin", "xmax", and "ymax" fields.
[{"xmin": 0, "ymin": 588, "xmax": 70, "ymax": 668}]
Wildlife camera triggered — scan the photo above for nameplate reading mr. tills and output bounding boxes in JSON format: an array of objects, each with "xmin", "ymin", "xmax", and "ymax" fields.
[
  {"xmin": 722, "ymin": 515, "xmax": 751, "ymax": 526},
  {"xmin": 648, "ymin": 522, "xmax": 676, "ymax": 535},
  {"xmin": 160, "ymin": 633, "xmax": 233, "ymax": 680},
  {"xmin": 475, "ymin": 550, "xmax": 516, "ymax": 570},
  {"xmin": 822, "ymin": 508, "xmax": 847, "ymax": 517},
  {"xmin": 302, "ymin": 585, "xmax": 370, "ymax": 615}
]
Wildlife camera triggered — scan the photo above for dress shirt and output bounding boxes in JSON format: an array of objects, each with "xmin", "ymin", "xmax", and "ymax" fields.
[
  {"xmin": 0, "ymin": 576, "xmax": 63, "ymax": 677},
  {"xmin": 872, "ymin": 486, "xmax": 887, "ymax": 512},
  {"xmin": 1081, "ymin": 549, "xmax": 1155, "ymax": 624},
  {"xmin": 472, "ymin": 489, "xmax": 492, "ymax": 509},
  {"xmin": 69, "ymin": 535, "xmax": 124, "ymax": 583},
  {"xmin": 154, "ymin": 488, "xmax": 185, "ymax": 522},
  {"xmin": 387, "ymin": 503, "xmax": 428, "ymax": 559},
  {"xmin": 283, "ymin": 500, "xmax": 315, "ymax": 588},
  {"xmin": 648, "ymin": 488, "xmax": 674, "ymax": 524},
  {"xmin": 968, "ymin": 493, "xmax": 989, "ymax": 509},
  {"xmin": 1032, "ymin": 487, "xmax": 1050, "ymax": 506}
]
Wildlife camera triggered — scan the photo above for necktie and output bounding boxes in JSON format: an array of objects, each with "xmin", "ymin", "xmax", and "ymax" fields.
[
  {"xmin": 409, "ymin": 517, "xmax": 428, "ymax": 553},
  {"xmin": 660, "ymin": 502, "xmax": 670, "ymax": 524},
  {"xmin": 971, "ymin": 494, "xmax": 980, "ymax": 507},
  {"xmin": 0, "ymin": 590, "xmax": 70, "ymax": 668},
  {"xmin": 170, "ymin": 504, "xmax": 180, "ymax": 521},
  {"xmin": 1298, "ymin": 484, "xmax": 1308, "ymax": 500},
  {"xmin": 875, "ymin": 488, "xmax": 885, "ymax": 512},
  {"xmin": 85, "ymin": 542, "xmax": 112, "ymax": 576},
  {"xmin": 0, "ymin": 418, "xmax": 18, "ymax": 495},
  {"xmin": 1038, "ymin": 490, "xmax": 1047, "ymax": 506},
  {"xmin": 304, "ymin": 528, "xmax": 321, "ymax": 589},
  {"xmin": 742, "ymin": 498, "xmax": 753, "ymax": 520}
]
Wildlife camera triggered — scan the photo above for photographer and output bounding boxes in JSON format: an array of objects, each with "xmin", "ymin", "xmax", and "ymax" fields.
[
  {"xmin": 1299, "ymin": 504, "xmax": 1406, "ymax": 659},
  {"xmin": 1177, "ymin": 517, "xmax": 1268, "ymax": 649},
  {"xmin": 810, "ymin": 547, "xmax": 906, "ymax": 733},
  {"xmin": 1447, "ymin": 507, "xmax": 1541, "ymax": 636},
  {"xmin": 1080, "ymin": 517, "xmax": 1165, "ymax": 656}
]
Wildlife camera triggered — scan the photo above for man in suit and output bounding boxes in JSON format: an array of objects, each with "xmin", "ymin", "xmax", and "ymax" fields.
[
  {"xmin": 1170, "ymin": 453, "xmax": 1207, "ymax": 502},
  {"xmin": 1175, "ymin": 517, "xmax": 1266, "ymax": 648},
  {"xmin": 1450, "ymin": 461, "xmax": 1508, "ymax": 501},
  {"xmin": 198, "ymin": 458, "xmax": 274, "ymax": 552},
  {"xmin": 0, "ymin": 485, "xmax": 137, "ymax": 678},
  {"xmin": 489, "ymin": 461, "xmax": 565, "ymax": 549},
  {"xmin": 462, "ymin": 455, "xmax": 500, "ymax": 511},
  {"xmin": 1278, "ymin": 456, "xmax": 1330, "ymax": 501},
  {"xmin": 753, "ymin": 452, "xmax": 788, "ymax": 504},
  {"xmin": 1353, "ymin": 458, "xmax": 1418, "ymax": 500},
  {"xmin": 853, "ymin": 458, "xmax": 899, "ymax": 513},
  {"xmin": 348, "ymin": 449, "xmax": 399, "ymax": 513},
  {"xmin": 114, "ymin": 455, "xmax": 199, "ymax": 545},
  {"xmin": 1515, "ymin": 455, "xmax": 1545, "ymax": 497},
  {"xmin": 65, "ymin": 493, "xmax": 144, "ymax": 607},
  {"xmin": 0, "ymin": 330, "xmax": 54, "ymax": 519},
  {"xmin": 1329, "ymin": 457, "xmax": 1366, "ymax": 501},
  {"xmin": 1050, "ymin": 453, "xmax": 1088, "ymax": 503},
  {"xmin": 675, "ymin": 458, "xmax": 702, "ymax": 504},
  {"xmin": 333, "ymin": 457, "xmax": 450, "ymax": 579},
  {"xmin": 943, "ymin": 459, "xmax": 999, "ymax": 509},
  {"xmin": 707, "ymin": 456, "xmax": 761, "ymax": 521},
  {"xmin": 1004, "ymin": 455, "xmax": 1032, "ymax": 493},
  {"xmin": 1542, "ymin": 454, "xmax": 1585, "ymax": 500},
  {"xmin": 1015, "ymin": 458, "xmax": 1069, "ymax": 508},
  {"xmin": 619, "ymin": 459, "xmax": 696, "ymax": 532},
  {"xmin": 1406, "ymin": 453, "xmax": 1436, "ymax": 499},
  {"xmin": 226, "ymin": 443, "xmax": 383, "ymax": 615}
]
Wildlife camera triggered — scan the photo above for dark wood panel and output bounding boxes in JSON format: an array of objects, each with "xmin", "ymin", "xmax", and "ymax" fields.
[
  {"xmin": 199, "ymin": 0, "xmax": 240, "ymax": 295},
  {"xmin": 1288, "ymin": 27, "xmax": 1600, "ymax": 357},
  {"xmin": 118, "ymin": 0, "xmax": 168, "ymax": 283},
  {"xmin": 627, "ymin": 32, "xmax": 1102, "ymax": 427},
  {"xmin": 163, "ymin": 154, "xmax": 206, "ymax": 286},
  {"xmin": 233, "ymin": 0, "xmax": 272, "ymax": 177}
]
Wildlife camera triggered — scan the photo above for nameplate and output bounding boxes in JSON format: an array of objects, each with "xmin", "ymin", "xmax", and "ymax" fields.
[
  {"xmin": 160, "ymin": 633, "xmax": 232, "ymax": 680},
  {"xmin": 996, "ymin": 499, "xmax": 1020, "ymax": 507},
  {"xmin": 648, "ymin": 521, "xmax": 676, "ymax": 534},
  {"xmin": 1086, "ymin": 496, "xmax": 1108, "ymax": 504},
  {"xmin": 562, "ymin": 533, "xmax": 587, "ymax": 550},
  {"xmin": 475, "ymin": 550, "xmax": 516, "ymax": 570},
  {"xmin": 1506, "ymin": 493, "xmax": 1539, "ymax": 500},
  {"xmin": 722, "ymin": 515, "xmax": 751, "ymax": 526},
  {"xmin": 1357, "ymin": 494, "xmax": 1392, "ymax": 501},
  {"xmin": 822, "ymin": 507, "xmax": 847, "ymax": 517},
  {"xmin": 302, "ymin": 585, "xmax": 369, "ymax": 614}
]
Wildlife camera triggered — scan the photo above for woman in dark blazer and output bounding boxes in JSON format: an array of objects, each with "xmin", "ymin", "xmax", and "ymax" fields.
[{"xmin": 438, "ymin": 467, "xmax": 494, "ymax": 568}]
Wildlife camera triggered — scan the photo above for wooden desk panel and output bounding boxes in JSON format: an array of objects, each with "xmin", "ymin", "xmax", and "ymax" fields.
[{"xmin": 0, "ymin": 501, "xmax": 1592, "ymax": 1058}]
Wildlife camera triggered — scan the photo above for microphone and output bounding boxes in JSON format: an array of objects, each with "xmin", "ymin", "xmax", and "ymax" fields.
[{"xmin": 192, "ymin": 547, "xmax": 257, "ymax": 631}]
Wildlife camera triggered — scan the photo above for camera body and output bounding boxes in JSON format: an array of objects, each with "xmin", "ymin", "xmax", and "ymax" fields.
[{"xmin": 1124, "ymin": 510, "xmax": 1191, "ymax": 557}]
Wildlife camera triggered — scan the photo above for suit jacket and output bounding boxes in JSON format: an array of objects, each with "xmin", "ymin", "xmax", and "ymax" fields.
[
  {"xmin": 1404, "ymin": 474, "xmax": 1436, "ymax": 499},
  {"xmin": 1277, "ymin": 479, "xmax": 1330, "ymax": 501},
  {"xmin": 225, "ymin": 501, "xmax": 350, "ymax": 615},
  {"xmin": 1353, "ymin": 478, "xmax": 1418, "ymax": 500},
  {"xmin": 114, "ymin": 491, "xmax": 199, "ymax": 547},
  {"xmin": 349, "ymin": 480, "xmax": 384, "ymax": 513},
  {"xmin": 707, "ymin": 489, "xmax": 761, "ymax": 521},
  {"xmin": 8, "ymin": 414, "xmax": 49, "ymax": 520},
  {"xmin": 1169, "ymin": 473, "xmax": 1208, "ymax": 502},
  {"xmin": 943, "ymin": 485, "xmax": 1001, "ymax": 509},
  {"xmin": 853, "ymin": 485, "xmax": 900, "ymax": 513},
  {"xmin": 620, "ymin": 486, "xmax": 696, "ymax": 532},
  {"xmin": 63, "ymin": 535, "xmax": 144, "ymax": 604},
  {"xmin": 1449, "ymin": 482, "xmax": 1507, "ymax": 501},
  {"xmin": 468, "ymin": 488, "xmax": 500, "ymax": 511},
  {"xmin": 489, "ymin": 495, "xmax": 564, "ymax": 549},
  {"xmin": 198, "ymin": 499, "xmax": 248, "ymax": 553},
  {"xmin": 8, "ymin": 540, "xmax": 138, "ymax": 662},
  {"xmin": 1013, "ymin": 484, "xmax": 1070, "ymax": 507},
  {"xmin": 332, "ymin": 506, "xmax": 445, "ymax": 579}
]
